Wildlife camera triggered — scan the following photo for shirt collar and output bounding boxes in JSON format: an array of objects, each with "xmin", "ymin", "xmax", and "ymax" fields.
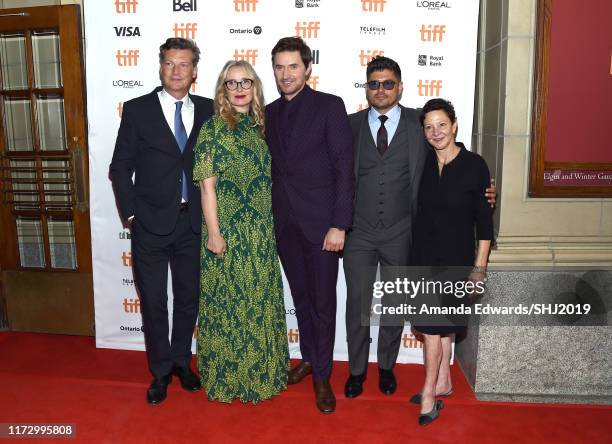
[
  {"xmin": 369, "ymin": 104, "xmax": 401, "ymax": 125},
  {"xmin": 159, "ymin": 88, "xmax": 193, "ymax": 108}
]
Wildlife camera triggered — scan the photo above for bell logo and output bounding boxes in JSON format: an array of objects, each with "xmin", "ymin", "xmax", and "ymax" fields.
[
  {"xmin": 362, "ymin": 0, "xmax": 386, "ymax": 12},
  {"xmin": 306, "ymin": 75, "xmax": 319, "ymax": 90},
  {"xmin": 234, "ymin": 0, "xmax": 258, "ymax": 12},
  {"xmin": 121, "ymin": 251, "xmax": 132, "ymax": 267},
  {"xmin": 420, "ymin": 24, "xmax": 446, "ymax": 42},
  {"xmin": 115, "ymin": 0, "xmax": 138, "ymax": 13},
  {"xmin": 173, "ymin": 22, "xmax": 198, "ymax": 39},
  {"xmin": 295, "ymin": 21, "xmax": 320, "ymax": 39},
  {"xmin": 117, "ymin": 102, "xmax": 123, "ymax": 118},
  {"xmin": 173, "ymin": 0, "xmax": 197, "ymax": 11},
  {"xmin": 402, "ymin": 333, "xmax": 423, "ymax": 349},
  {"xmin": 287, "ymin": 328, "xmax": 300, "ymax": 343},
  {"xmin": 123, "ymin": 298, "xmax": 141, "ymax": 314},
  {"xmin": 233, "ymin": 49, "xmax": 258, "ymax": 65},
  {"xmin": 418, "ymin": 79, "xmax": 443, "ymax": 96},
  {"xmin": 359, "ymin": 49, "xmax": 384, "ymax": 66},
  {"xmin": 116, "ymin": 49, "xmax": 139, "ymax": 66}
]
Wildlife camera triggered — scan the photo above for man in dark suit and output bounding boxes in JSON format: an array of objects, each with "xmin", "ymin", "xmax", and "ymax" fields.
[
  {"xmin": 265, "ymin": 37, "xmax": 354, "ymax": 413},
  {"xmin": 343, "ymin": 57, "xmax": 497, "ymax": 399},
  {"xmin": 109, "ymin": 38, "xmax": 214, "ymax": 405}
]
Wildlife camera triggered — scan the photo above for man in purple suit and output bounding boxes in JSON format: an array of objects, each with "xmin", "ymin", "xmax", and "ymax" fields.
[{"xmin": 265, "ymin": 37, "xmax": 354, "ymax": 413}]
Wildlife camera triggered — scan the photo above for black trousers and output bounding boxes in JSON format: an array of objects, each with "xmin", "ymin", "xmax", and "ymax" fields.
[{"xmin": 131, "ymin": 210, "xmax": 200, "ymax": 378}]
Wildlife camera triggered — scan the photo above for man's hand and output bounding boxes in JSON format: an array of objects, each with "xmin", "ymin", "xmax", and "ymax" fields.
[
  {"xmin": 485, "ymin": 178, "xmax": 497, "ymax": 208},
  {"xmin": 322, "ymin": 228, "xmax": 345, "ymax": 252}
]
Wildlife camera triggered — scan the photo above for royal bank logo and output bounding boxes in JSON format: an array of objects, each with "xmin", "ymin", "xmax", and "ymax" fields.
[
  {"xmin": 418, "ymin": 55, "xmax": 427, "ymax": 66},
  {"xmin": 416, "ymin": 1, "xmax": 451, "ymax": 10},
  {"xmin": 173, "ymin": 22, "xmax": 198, "ymax": 39},
  {"xmin": 114, "ymin": 26, "xmax": 141, "ymax": 37},
  {"xmin": 116, "ymin": 49, "xmax": 140, "ymax": 66},
  {"xmin": 229, "ymin": 25, "xmax": 262, "ymax": 35},
  {"xmin": 418, "ymin": 54, "xmax": 444, "ymax": 67},
  {"xmin": 417, "ymin": 79, "xmax": 443, "ymax": 96},
  {"xmin": 295, "ymin": 21, "xmax": 320, "ymax": 38},
  {"xmin": 233, "ymin": 49, "xmax": 259, "ymax": 64},
  {"xmin": 113, "ymin": 79, "xmax": 143, "ymax": 88},
  {"xmin": 359, "ymin": 49, "xmax": 384, "ymax": 66},
  {"xmin": 360, "ymin": 25, "xmax": 386, "ymax": 35},
  {"xmin": 173, "ymin": 0, "xmax": 197, "ymax": 11},
  {"xmin": 295, "ymin": 0, "xmax": 321, "ymax": 7},
  {"xmin": 234, "ymin": 0, "xmax": 257, "ymax": 12},
  {"xmin": 115, "ymin": 0, "xmax": 138, "ymax": 14},
  {"xmin": 420, "ymin": 24, "xmax": 446, "ymax": 42},
  {"xmin": 361, "ymin": 0, "xmax": 386, "ymax": 12}
]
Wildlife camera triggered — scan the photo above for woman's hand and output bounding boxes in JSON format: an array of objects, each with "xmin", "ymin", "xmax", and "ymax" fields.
[{"xmin": 207, "ymin": 233, "xmax": 227, "ymax": 258}]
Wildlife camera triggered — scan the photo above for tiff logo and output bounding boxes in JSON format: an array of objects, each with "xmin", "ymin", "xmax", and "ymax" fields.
[
  {"xmin": 402, "ymin": 333, "xmax": 424, "ymax": 349},
  {"xmin": 115, "ymin": 0, "xmax": 138, "ymax": 13},
  {"xmin": 288, "ymin": 328, "xmax": 300, "ymax": 343},
  {"xmin": 420, "ymin": 24, "xmax": 446, "ymax": 42},
  {"xmin": 191, "ymin": 79, "xmax": 197, "ymax": 93},
  {"xmin": 173, "ymin": 0, "xmax": 197, "ymax": 11},
  {"xmin": 116, "ymin": 49, "xmax": 139, "ymax": 66},
  {"xmin": 233, "ymin": 49, "xmax": 258, "ymax": 64},
  {"xmin": 123, "ymin": 298, "xmax": 141, "ymax": 314},
  {"xmin": 173, "ymin": 22, "xmax": 198, "ymax": 39},
  {"xmin": 117, "ymin": 102, "xmax": 123, "ymax": 118},
  {"xmin": 311, "ymin": 49, "xmax": 320, "ymax": 64},
  {"xmin": 359, "ymin": 49, "xmax": 384, "ymax": 66},
  {"xmin": 306, "ymin": 75, "xmax": 319, "ymax": 90},
  {"xmin": 121, "ymin": 251, "xmax": 132, "ymax": 267},
  {"xmin": 418, "ymin": 79, "xmax": 443, "ymax": 96},
  {"xmin": 357, "ymin": 103, "xmax": 369, "ymax": 111},
  {"xmin": 295, "ymin": 21, "xmax": 320, "ymax": 38},
  {"xmin": 234, "ymin": 0, "xmax": 258, "ymax": 12},
  {"xmin": 362, "ymin": 0, "xmax": 386, "ymax": 12}
]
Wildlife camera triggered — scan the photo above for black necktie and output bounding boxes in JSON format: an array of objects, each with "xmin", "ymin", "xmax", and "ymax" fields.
[{"xmin": 377, "ymin": 115, "xmax": 388, "ymax": 156}]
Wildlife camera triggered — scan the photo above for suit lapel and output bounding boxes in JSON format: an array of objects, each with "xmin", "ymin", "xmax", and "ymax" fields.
[
  {"xmin": 355, "ymin": 110, "xmax": 371, "ymax": 180},
  {"xmin": 186, "ymin": 95, "xmax": 204, "ymax": 152},
  {"xmin": 401, "ymin": 106, "xmax": 423, "ymax": 188}
]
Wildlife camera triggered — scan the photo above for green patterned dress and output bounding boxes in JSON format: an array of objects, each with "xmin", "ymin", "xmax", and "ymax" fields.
[{"xmin": 192, "ymin": 113, "xmax": 289, "ymax": 404}]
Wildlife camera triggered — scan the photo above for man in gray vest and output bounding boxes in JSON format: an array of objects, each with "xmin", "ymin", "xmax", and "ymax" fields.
[{"xmin": 343, "ymin": 56, "xmax": 496, "ymax": 398}]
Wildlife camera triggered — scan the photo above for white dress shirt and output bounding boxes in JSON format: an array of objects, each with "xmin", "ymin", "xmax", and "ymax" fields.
[{"xmin": 157, "ymin": 88, "xmax": 194, "ymax": 137}]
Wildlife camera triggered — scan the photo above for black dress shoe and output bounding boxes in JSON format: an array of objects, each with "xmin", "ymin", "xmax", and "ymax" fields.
[
  {"xmin": 173, "ymin": 366, "xmax": 201, "ymax": 392},
  {"xmin": 344, "ymin": 373, "xmax": 366, "ymax": 398},
  {"xmin": 379, "ymin": 368, "xmax": 397, "ymax": 395},
  {"xmin": 419, "ymin": 400, "xmax": 444, "ymax": 426},
  {"xmin": 147, "ymin": 375, "xmax": 171, "ymax": 405}
]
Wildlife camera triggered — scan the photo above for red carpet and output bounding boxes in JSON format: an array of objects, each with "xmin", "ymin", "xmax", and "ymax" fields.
[{"xmin": 0, "ymin": 332, "xmax": 609, "ymax": 444}]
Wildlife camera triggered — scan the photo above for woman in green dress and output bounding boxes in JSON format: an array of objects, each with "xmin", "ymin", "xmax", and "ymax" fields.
[{"xmin": 192, "ymin": 60, "xmax": 289, "ymax": 403}]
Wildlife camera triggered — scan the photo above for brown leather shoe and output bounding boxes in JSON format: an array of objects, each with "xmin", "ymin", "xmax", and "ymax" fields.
[
  {"xmin": 313, "ymin": 380, "xmax": 336, "ymax": 414},
  {"xmin": 287, "ymin": 361, "xmax": 312, "ymax": 385}
]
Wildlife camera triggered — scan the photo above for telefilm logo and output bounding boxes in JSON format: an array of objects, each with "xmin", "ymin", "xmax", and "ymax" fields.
[
  {"xmin": 114, "ymin": 26, "xmax": 140, "ymax": 37},
  {"xmin": 361, "ymin": 0, "xmax": 386, "ymax": 12},
  {"xmin": 295, "ymin": 0, "xmax": 321, "ymax": 7},
  {"xmin": 113, "ymin": 79, "xmax": 143, "ymax": 88},
  {"xmin": 359, "ymin": 49, "xmax": 384, "ymax": 66},
  {"xmin": 295, "ymin": 21, "xmax": 320, "ymax": 38},
  {"xmin": 115, "ymin": 0, "xmax": 138, "ymax": 14},
  {"xmin": 420, "ymin": 24, "xmax": 446, "ymax": 42},
  {"xmin": 229, "ymin": 26, "xmax": 262, "ymax": 35},
  {"xmin": 234, "ymin": 0, "xmax": 257, "ymax": 12},
  {"xmin": 416, "ymin": 1, "xmax": 451, "ymax": 10},
  {"xmin": 173, "ymin": 0, "xmax": 197, "ymax": 12},
  {"xmin": 233, "ymin": 49, "xmax": 259, "ymax": 64},
  {"xmin": 418, "ymin": 54, "xmax": 444, "ymax": 67},
  {"xmin": 122, "ymin": 278, "xmax": 135, "ymax": 286},
  {"xmin": 116, "ymin": 49, "xmax": 139, "ymax": 66},
  {"xmin": 173, "ymin": 22, "xmax": 198, "ymax": 39},
  {"xmin": 360, "ymin": 25, "xmax": 386, "ymax": 36},
  {"xmin": 418, "ymin": 79, "xmax": 443, "ymax": 96}
]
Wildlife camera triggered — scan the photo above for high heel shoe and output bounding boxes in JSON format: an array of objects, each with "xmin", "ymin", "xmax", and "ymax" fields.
[
  {"xmin": 409, "ymin": 388, "xmax": 453, "ymax": 404},
  {"xmin": 418, "ymin": 400, "xmax": 443, "ymax": 426}
]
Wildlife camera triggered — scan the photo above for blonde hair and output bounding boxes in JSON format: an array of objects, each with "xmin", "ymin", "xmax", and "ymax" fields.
[{"xmin": 214, "ymin": 60, "xmax": 265, "ymax": 134}]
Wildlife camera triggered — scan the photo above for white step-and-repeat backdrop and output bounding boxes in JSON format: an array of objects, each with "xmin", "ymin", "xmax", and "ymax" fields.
[{"xmin": 87, "ymin": 0, "xmax": 479, "ymax": 363}]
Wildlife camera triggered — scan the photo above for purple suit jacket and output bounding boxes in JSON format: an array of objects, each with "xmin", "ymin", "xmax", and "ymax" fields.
[{"xmin": 265, "ymin": 86, "xmax": 354, "ymax": 244}]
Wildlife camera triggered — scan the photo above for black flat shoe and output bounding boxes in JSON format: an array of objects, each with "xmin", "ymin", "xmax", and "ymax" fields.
[
  {"xmin": 344, "ymin": 373, "xmax": 366, "ymax": 398},
  {"xmin": 147, "ymin": 375, "xmax": 171, "ymax": 405},
  {"xmin": 378, "ymin": 368, "xmax": 397, "ymax": 395},
  {"xmin": 409, "ymin": 388, "xmax": 453, "ymax": 404},
  {"xmin": 419, "ymin": 400, "xmax": 444, "ymax": 426},
  {"xmin": 173, "ymin": 366, "xmax": 201, "ymax": 392}
]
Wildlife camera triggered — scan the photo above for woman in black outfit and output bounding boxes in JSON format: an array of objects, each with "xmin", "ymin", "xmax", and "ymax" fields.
[{"xmin": 410, "ymin": 98, "xmax": 494, "ymax": 426}]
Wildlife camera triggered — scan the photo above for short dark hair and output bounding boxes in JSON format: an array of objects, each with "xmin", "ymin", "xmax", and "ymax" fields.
[
  {"xmin": 159, "ymin": 38, "xmax": 200, "ymax": 66},
  {"xmin": 420, "ymin": 98, "xmax": 457, "ymax": 126},
  {"xmin": 271, "ymin": 37, "xmax": 312, "ymax": 67},
  {"xmin": 366, "ymin": 56, "xmax": 401, "ymax": 80}
]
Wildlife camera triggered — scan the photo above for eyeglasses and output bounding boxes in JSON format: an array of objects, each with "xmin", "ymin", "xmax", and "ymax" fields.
[
  {"xmin": 366, "ymin": 80, "xmax": 397, "ymax": 90},
  {"xmin": 224, "ymin": 79, "xmax": 253, "ymax": 90}
]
